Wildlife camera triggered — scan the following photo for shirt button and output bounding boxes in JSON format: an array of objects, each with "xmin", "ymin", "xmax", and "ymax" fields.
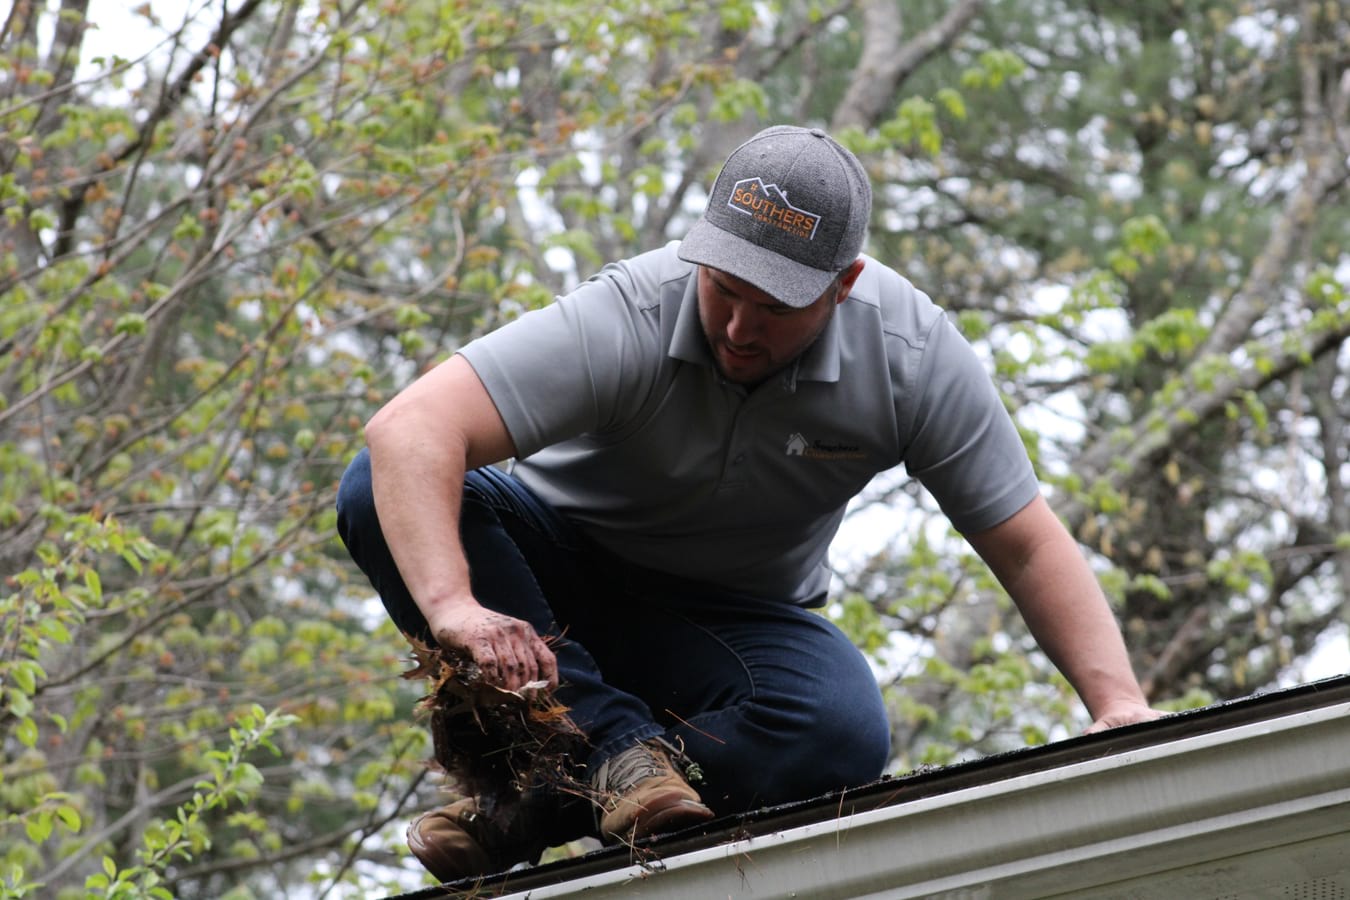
[{"xmin": 733, "ymin": 454, "xmax": 746, "ymax": 465}]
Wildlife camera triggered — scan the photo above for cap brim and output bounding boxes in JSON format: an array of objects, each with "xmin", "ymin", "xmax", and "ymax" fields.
[{"xmin": 678, "ymin": 218, "xmax": 838, "ymax": 308}]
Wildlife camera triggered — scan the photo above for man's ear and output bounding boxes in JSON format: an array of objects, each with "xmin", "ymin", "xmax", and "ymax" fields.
[{"xmin": 834, "ymin": 259, "xmax": 866, "ymax": 304}]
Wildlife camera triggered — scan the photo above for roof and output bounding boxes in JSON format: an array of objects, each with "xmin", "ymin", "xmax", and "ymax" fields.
[{"xmin": 389, "ymin": 674, "xmax": 1350, "ymax": 899}]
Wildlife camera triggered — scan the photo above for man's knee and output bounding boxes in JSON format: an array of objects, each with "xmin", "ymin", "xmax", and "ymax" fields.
[
  {"xmin": 778, "ymin": 699, "xmax": 890, "ymax": 794},
  {"xmin": 807, "ymin": 700, "xmax": 891, "ymax": 786},
  {"xmin": 691, "ymin": 693, "xmax": 890, "ymax": 812}
]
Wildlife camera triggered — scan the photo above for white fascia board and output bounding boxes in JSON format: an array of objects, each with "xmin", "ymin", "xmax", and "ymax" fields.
[{"xmin": 494, "ymin": 700, "xmax": 1350, "ymax": 899}]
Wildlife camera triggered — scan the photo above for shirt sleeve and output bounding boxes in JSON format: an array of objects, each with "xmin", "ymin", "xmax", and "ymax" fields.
[
  {"xmin": 901, "ymin": 314, "xmax": 1040, "ymax": 534},
  {"xmin": 457, "ymin": 264, "xmax": 662, "ymax": 459}
]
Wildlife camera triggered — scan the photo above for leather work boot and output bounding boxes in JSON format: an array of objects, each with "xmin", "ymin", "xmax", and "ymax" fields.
[
  {"xmin": 406, "ymin": 797, "xmax": 547, "ymax": 883},
  {"xmin": 591, "ymin": 737, "xmax": 715, "ymax": 843}
]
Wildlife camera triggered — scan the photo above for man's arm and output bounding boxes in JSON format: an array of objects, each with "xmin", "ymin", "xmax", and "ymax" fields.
[
  {"xmin": 364, "ymin": 354, "xmax": 558, "ymax": 692},
  {"xmin": 965, "ymin": 494, "xmax": 1158, "ymax": 733}
]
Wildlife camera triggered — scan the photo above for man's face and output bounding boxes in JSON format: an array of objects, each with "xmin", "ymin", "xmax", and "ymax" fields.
[{"xmin": 696, "ymin": 264, "xmax": 860, "ymax": 385}]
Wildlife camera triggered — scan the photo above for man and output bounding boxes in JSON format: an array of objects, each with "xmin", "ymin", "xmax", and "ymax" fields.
[{"xmin": 336, "ymin": 125, "xmax": 1157, "ymax": 882}]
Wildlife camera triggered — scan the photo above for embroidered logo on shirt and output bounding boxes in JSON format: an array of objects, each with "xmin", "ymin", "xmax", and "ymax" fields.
[
  {"xmin": 785, "ymin": 433, "xmax": 865, "ymax": 460},
  {"xmin": 728, "ymin": 178, "xmax": 821, "ymax": 241}
]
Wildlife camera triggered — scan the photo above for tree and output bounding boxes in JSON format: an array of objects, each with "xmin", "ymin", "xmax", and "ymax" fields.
[
  {"xmin": 2, "ymin": 0, "xmax": 1345, "ymax": 895},
  {"xmin": 0, "ymin": 0, "xmax": 776, "ymax": 894},
  {"xmin": 825, "ymin": 0, "xmax": 1350, "ymax": 766}
]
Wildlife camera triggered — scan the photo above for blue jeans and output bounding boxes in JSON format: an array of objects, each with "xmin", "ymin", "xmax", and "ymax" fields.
[{"xmin": 336, "ymin": 449, "xmax": 889, "ymax": 826}]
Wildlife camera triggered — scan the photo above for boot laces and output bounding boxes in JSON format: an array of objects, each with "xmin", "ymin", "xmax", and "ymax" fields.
[{"xmin": 593, "ymin": 736, "xmax": 703, "ymax": 795}]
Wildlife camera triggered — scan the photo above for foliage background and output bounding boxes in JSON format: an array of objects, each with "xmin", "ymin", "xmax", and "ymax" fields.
[{"xmin": 2, "ymin": 0, "xmax": 1347, "ymax": 895}]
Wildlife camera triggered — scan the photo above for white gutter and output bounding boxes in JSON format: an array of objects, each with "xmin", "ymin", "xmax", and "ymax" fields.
[{"xmin": 494, "ymin": 700, "xmax": 1350, "ymax": 899}]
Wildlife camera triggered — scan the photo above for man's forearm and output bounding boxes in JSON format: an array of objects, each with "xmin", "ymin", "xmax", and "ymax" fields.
[
  {"xmin": 362, "ymin": 355, "xmax": 557, "ymax": 690},
  {"xmin": 1006, "ymin": 538, "xmax": 1149, "ymax": 719},
  {"xmin": 967, "ymin": 496, "xmax": 1155, "ymax": 729}
]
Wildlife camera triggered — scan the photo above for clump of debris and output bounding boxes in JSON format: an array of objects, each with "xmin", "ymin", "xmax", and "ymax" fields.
[{"xmin": 401, "ymin": 637, "xmax": 590, "ymax": 808}]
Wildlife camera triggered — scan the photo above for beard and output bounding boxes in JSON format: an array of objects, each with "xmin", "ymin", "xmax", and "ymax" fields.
[{"xmin": 700, "ymin": 303, "xmax": 836, "ymax": 386}]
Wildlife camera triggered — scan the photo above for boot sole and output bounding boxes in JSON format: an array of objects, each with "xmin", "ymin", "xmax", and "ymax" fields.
[{"xmin": 614, "ymin": 797, "xmax": 716, "ymax": 842}]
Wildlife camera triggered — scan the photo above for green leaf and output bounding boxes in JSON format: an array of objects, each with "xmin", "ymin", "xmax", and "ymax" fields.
[
  {"xmin": 24, "ymin": 811, "xmax": 52, "ymax": 843},
  {"xmin": 29, "ymin": 208, "xmax": 57, "ymax": 231},
  {"xmin": 85, "ymin": 569, "xmax": 103, "ymax": 602},
  {"xmin": 113, "ymin": 313, "xmax": 147, "ymax": 336},
  {"xmin": 15, "ymin": 716, "xmax": 38, "ymax": 747},
  {"xmin": 56, "ymin": 804, "xmax": 82, "ymax": 832},
  {"xmin": 935, "ymin": 87, "xmax": 967, "ymax": 120},
  {"xmin": 11, "ymin": 661, "xmax": 41, "ymax": 694}
]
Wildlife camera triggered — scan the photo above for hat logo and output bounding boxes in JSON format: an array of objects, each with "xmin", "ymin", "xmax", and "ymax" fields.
[{"xmin": 727, "ymin": 178, "xmax": 820, "ymax": 241}]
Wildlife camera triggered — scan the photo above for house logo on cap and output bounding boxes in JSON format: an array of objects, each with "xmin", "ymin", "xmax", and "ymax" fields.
[{"xmin": 728, "ymin": 178, "xmax": 821, "ymax": 242}]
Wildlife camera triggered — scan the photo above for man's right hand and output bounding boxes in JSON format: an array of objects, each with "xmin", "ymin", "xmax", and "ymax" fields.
[{"xmin": 426, "ymin": 600, "xmax": 559, "ymax": 694}]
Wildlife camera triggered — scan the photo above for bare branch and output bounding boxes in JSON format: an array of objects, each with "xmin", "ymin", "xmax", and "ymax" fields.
[{"xmin": 53, "ymin": 0, "xmax": 269, "ymax": 256}]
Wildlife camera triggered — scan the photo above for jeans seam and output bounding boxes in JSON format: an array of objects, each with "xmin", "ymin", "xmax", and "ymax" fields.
[{"xmin": 664, "ymin": 609, "xmax": 759, "ymax": 703}]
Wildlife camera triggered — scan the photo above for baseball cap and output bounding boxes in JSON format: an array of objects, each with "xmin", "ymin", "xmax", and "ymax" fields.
[{"xmin": 678, "ymin": 125, "xmax": 871, "ymax": 308}]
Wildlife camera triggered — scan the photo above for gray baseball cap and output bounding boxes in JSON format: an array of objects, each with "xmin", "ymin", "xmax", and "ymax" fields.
[{"xmin": 678, "ymin": 125, "xmax": 871, "ymax": 308}]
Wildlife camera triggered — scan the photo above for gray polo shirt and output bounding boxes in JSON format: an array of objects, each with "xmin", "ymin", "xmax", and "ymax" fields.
[{"xmin": 459, "ymin": 242, "xmax": 1038, "ymax": 605}]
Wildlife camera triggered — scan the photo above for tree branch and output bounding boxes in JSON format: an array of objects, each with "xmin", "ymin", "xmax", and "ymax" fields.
[
  {"xmin": 834, "ymin": 0, "xmax": 984, "ymax": 130},
  {"xmin": 1059, "ymin": 325, "xmax": 1350, "ymax": 532},
  {"xmin": 54, "ymin": 0, "xmax": 268, "ymax": 257}
]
